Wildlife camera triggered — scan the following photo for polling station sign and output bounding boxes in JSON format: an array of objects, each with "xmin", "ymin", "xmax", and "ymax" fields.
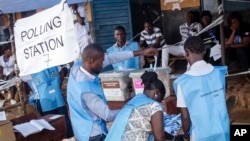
[{"xmin": 14, "ymin": 0, "xmax": 79, "ymax": 76}]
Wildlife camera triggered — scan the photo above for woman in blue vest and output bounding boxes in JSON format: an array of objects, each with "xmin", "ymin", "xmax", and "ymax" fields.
[
  {"xmin": 174, "ymin": 36, "xmax": 230, "ymax": 141},
  {"xmin": 105, "ymin": 71, "xmax": 166, "ymax": 141}
]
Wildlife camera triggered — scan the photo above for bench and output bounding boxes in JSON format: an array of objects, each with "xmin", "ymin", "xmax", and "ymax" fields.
[{"xmin": 168, "ymin": 56, "xmax": 186, "ymax": 68}]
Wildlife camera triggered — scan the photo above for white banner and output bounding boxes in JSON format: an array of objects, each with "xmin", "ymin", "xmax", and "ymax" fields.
[{"xmin": 14, "ymin": 0, "xmax": 79, "ymax": 76}]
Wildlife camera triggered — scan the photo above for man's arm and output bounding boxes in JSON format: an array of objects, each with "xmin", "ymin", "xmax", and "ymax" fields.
[
  {"xmin": 82, "ymin": 93, "xmax": 119, "ymax": 121},
  {"xmin": 103, "ymin": 47, "xmax": 158, "ymax": 67},
  {"xmin": 176, "ymin": 84, "xmax": 190, "ymax": 140},
  {"xmin": 71, "ymin": 4, "xmax": 85, "ymax": 25},
  {"xmin": 180, "ymin": 108, "xmax": 191, "ymax": 141}
]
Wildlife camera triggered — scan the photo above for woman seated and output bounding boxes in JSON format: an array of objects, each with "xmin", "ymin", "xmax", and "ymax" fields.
[{"xmin": 225, "ymin": 12, "xmax": 250, "ymax": 80}]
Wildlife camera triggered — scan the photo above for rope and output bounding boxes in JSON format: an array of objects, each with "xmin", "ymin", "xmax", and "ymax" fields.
[
  {"xmin": 0, "ymin": 40, "xmax": 13, "ymax": 45},
  {"xmin": 157, "ymin": 15, "xmax": 224, "ymax": 51},
  {"xmin": 226, "ymin": 70, "xmax": 250, "ymax": 78}
]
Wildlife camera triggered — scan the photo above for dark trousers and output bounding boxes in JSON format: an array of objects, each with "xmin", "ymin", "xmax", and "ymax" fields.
[
  {"xmin": 143, "ymin": 50, "xmax": 162, "ymax": 68},
  {"xmin": 89, "ymin": 134, "xmax": 106, "ymax": 141},
  {"xmin": 226, "ymin": 47, "xmax": 249, "ymax": 71},
  {"xmin": 35, "ymin": 100, "xmax": 74, "ymax": 138}
]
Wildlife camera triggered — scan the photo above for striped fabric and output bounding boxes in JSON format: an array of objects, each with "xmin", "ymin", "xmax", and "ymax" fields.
[
  {"xmin": 179, "ymin": 22, "xmax": 203, "ymax": 41},
  {"xmin": 140, "ymin": 27, "xmax": 167, "ymax": 48}
]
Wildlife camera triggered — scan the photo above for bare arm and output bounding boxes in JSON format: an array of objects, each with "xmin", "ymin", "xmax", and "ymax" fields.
[
  {"xmin": 225, "ymin": 28, "xmax": 236, "ymax": 47},
  {"xmin": 229, "ymin": 36, "xmax": 250, "ymax": 48},
  {"xmin": 151, "ymin": 111, "xmax": 165, "ymax": 141},
  {"xmin": 140, "ymin": 39, "xmax": 146, "ymax": 49},
  {"xmin": 151, "ymin": 37, "xmax": 161, "ymax": 48},
  {"xmin": 71, "ymin": 4, "xmax": 84, "ymax": 25},
  {"xmin": 180, "ymin": 108, "xmax": 191, "ymax": 140},
  {"xmin": 133, "ymin": 47, "xmax": 158, "ymax": 57}
]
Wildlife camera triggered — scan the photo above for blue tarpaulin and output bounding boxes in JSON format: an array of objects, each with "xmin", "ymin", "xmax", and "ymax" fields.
[{"xmin": 0, "ymin": 0, "xmax": 89, "ymax": 14}]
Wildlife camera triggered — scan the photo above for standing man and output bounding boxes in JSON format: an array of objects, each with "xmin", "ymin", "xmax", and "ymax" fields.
[
  {"xmin": 67, "ymin": 43, "xmax": 158, "ymax": 141},
  {"xmin": 70, "ymin": 3, "xmax": 91, "ymax": 59},
  {"xmin": 107, "ymin": 25, "xmax": 140, "ymax": 70},
  {"xmin": 174, "ymin": 36, "xmax": 229, "ymax": 141}
]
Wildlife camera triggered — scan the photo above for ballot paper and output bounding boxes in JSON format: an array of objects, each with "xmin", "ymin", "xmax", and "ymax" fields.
[
  {"xmin": 210, "ymin": 44, "xmax": 222, "ymax": 61},
  {"xmin": 13, "ymin": 119, "xmax": 55, "ymax": 137}
]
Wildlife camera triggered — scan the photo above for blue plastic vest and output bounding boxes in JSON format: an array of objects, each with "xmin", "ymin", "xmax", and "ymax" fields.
[
  {"xmin": 67, "ymin": 66, "xmax": 108, "ymax": 141},
  {"xmin": 107, "ymin": 41, "xmax": 139, "ymax": 70},
  {"xmin": 173, "ymin": 66, "xmax": 229, "ymax": 141},
  {"xmin": 31, "ymin": 66, "xmax": 64, "ymax": 112},
  {"xmin": 105, "ymin": 93, "xmax": 158, "ymax": 141}
]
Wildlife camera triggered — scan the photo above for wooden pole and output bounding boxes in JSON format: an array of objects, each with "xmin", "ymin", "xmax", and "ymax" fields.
[
  {"xmin": 10, "ymin": 13, "xmax": 27, "ymax": 115},
  {"xmin": 218, "ymin": 0, "xmax": 226, "ymax": 65}
]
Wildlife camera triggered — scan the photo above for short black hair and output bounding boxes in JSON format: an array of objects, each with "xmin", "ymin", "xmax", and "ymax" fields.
[
  {"xmin": 184, "ymin": 36, "xmax": 204, "ymax": 54},
  {"xmin": 82, "ymin": 43, "xmax": 105, "ymax": 60},
  {"xmin": 227, "ymin": 12, "xmax": 243, "ymax": 27},
  {"xmin": 114, "ymin": 25, "xmax": 126, "ymax": 33},
  {"xmin": 201, "ymin": 10, "xmax": 213, "ymax": 18},
  {"xmin": 144, "ymin": 19, "xmax": 153, "ymax": 26},
  {"xmin": 3, "ymin": 43, "xmax": 11, "ymax": 52}
]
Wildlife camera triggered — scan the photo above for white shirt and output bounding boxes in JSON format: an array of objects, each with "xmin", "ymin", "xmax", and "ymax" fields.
[
  {"xmin": 0, "ymin": 55, "xmax": 14, "ymax": 76},
  {"xmin": 71, "ymin": 4, "xmax": 89, "ymax": 55}
]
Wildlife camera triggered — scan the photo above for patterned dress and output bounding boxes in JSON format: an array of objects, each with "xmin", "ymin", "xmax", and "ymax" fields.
[{"xmin": 121, "ymin": 102, "xmax": 162, "ymax": 141}]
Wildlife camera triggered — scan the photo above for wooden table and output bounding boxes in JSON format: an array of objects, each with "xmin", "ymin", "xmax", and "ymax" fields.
[{"xmin": 11, "ymin": 113, "xmax": 67, "ymax": 141}]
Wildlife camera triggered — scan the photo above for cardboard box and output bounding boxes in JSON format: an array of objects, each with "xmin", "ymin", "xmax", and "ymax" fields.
[{"xmin": 0, "ymin": 120, "xmax": 16, "ymax": 141}]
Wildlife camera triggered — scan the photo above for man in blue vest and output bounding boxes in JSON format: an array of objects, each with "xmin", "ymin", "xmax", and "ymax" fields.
[
  {"xmin": 107, "ymin": 25, "xmax": 140, "ymax": 70},
  {"xmin": 173, "ymin": 36, "xmax": 229, "ymax": 141},
  {"xmin": 67, "ymin": 43, "xmax": 158, "ymax": 141}
]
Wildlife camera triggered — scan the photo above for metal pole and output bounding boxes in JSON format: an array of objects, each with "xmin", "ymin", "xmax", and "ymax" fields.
[{"xmin": 218, "ymin": 0, "xmax": 226, "ymax": 65}]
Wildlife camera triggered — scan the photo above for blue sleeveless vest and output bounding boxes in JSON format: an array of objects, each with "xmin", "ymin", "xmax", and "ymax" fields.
[
  {"xmin": 173, "ymin": 66, "xmax": 229, "ymax": 141},
  {"xmin": 105, "ymin": 93, "xmax": 158, "ymax": 141},
  {"xmin": 107, "ymin": 41, "xmax": 139, "ymax": 70},
  {"xmin": 67, "ymin": 66, "xmax": 108, "ymax": 141},
  {"xmin": 31, "ymin": 67, "xmax": 64, "ymax": 112}
]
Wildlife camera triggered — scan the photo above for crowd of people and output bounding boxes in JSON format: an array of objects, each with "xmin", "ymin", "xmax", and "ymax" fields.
[{"xmin": 1, "ymin": 2, "xmax": 249, "ymax": 141}]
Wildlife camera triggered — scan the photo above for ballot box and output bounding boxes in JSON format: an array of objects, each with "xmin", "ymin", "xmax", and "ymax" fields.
[
  {"xmin": 99, "ymin": 70, "xmax": 135, "ymax": 101},
  {"xmin": 129, "ymin": 67, "xmax": 171, "ymax": 98}
]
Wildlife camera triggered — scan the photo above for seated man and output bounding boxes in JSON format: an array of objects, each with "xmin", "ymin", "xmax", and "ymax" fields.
[
  {"xmin": 179, "ymin": 11, "xmax": 203, "ymax": 41},
  {"xmin": 140, "ymin": 19, "xmax": 166, "ymax": 68},
  {"xmin": 162, "ymin": 11, "xmax": 202, "ymax": 68},
  {"xmin": 107, "ymin": 26, "xmax": 140, "ymax": 70},
  {"xmin": 199, "ymin": 10, "xmax": 221, "ymax": 66}
]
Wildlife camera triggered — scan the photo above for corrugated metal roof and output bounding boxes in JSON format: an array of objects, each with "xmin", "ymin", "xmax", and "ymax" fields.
[{"xmin": 0, "ymin": 0, "xmax": 90, "ymax": 14}]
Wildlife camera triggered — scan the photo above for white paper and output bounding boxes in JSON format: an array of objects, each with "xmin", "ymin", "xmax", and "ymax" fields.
[
  {"xmin": 30, "ymin": 119, "xmax": 55, "ymax": 131},
  {"xmin": 210, "ymin": 44, "xmax": 221, "ymax": 61},
  {"xmin": 49, "ymin": 114, "xmax": 63, "ymax": 120},
  {"xmin": 14, "ymin": 0, "xmax": 79, "ymax": 76},
  {"xmin": 13, "ymin": 119, "xmax": 55, "ymax": 137},
  {"xmin": 13, "ymin": 122, "xmax": 41, "ymax": 137},
  {"xmin": 0, "ymin": 111, "xmax": 7, "ymax": 121}
]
